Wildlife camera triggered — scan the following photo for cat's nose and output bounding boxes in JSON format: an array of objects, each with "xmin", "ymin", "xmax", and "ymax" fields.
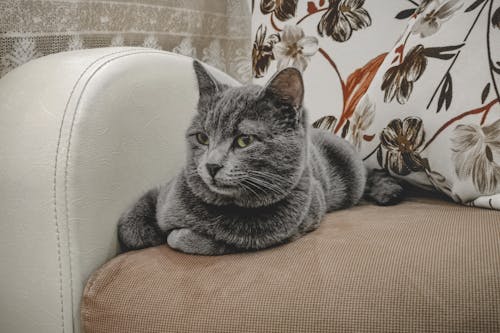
[{"xmin": 206, "ymin": 163, "xmax": 223, "ymax": 178}]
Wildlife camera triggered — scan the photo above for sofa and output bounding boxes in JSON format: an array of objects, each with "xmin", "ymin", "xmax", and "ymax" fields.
[{"xmin": 0, "ymin": 47, "xmax": 499, "ymax": 333}]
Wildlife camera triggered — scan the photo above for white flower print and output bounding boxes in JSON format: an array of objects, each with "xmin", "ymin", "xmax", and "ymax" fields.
[
  {"xmin": 412, "ymin": 0, "xmax": 463, "ymax": 38},
  {"xmin": 350, "ymin": 95, "xmax": 375, "ymax": 150},
  {"xmin": 273, "ymin": 25, "xmax": 319, "ymax": 72},
  {"xmin": 451, "ymin": 119, "xmax": 500, "ymax": 194}
]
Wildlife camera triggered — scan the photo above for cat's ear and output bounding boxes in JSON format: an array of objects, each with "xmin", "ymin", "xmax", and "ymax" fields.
[
  {"xmin": 263, "ymin": 67, "xmax": 304, "ymax": 108},
  {"xmin": 193, "ymin": 60, "xmax": 221, "ymax": 97}
]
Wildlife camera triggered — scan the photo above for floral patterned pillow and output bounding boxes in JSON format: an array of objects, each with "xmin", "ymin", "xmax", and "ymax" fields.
[
  {"xmin": 252, "ymin": 0, "xmax": 411, "ymax": 121},
  {"xmin": 355, "ymin": 0, "xmax": 500, "ymax": 210},
  {"xmin": 251, "ymin": 0, "xmax": 500, "ymax": 210}
]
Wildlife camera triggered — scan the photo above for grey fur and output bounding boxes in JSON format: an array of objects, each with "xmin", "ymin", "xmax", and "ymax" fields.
[
  {"xmin": 117, "ymin": 61, "xmax": 403, "ymax": 255},
  {"xmin": 365, "ymin": 169, "xmax": 404, "ymax": 206}
]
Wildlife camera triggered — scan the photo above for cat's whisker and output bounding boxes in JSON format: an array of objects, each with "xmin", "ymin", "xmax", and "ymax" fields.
[
  {"xmin": 242, "ymin": 178, "xmax": 275, "ymax": 198},
  {"xmin": 247, "ymin": 176, "xmax": 292, "ymax": 195},
  {"xmin": 248, "ymin": 170, "xmax": 290, "ymax": 180},
  {"xmin": 244, "ymin": 177, "xmax": 286, "ymax": 197},
  {"xmin": 227, "ymin": 172, "xmax": 248, "ymax": 177},
  {"xmin": 247, "ymin": 170, "xmax": 294, "ymax": 186},
  {"xmin": 242, "ymin": 178, "xmax": 269, "ymax": 194},
  {"xmin": 239, "ymin": 181, "xmax": 262, "ymax": 199}
]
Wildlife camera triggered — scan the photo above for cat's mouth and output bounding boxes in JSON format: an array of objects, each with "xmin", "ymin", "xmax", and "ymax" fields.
[{"xmin": 207, "ymin": 180, "xmax": 238, "ymax": 196}]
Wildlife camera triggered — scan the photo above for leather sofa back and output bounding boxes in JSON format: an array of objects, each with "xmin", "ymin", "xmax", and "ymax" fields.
[{"xmin": 0, "ymin": 47, "xmax": 238, "ymax": 332}]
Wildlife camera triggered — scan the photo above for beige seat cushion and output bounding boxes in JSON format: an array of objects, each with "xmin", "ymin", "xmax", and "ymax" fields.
[{"xmin": 81, "ymin": 196, "xmax": 500, "ymax": 332}]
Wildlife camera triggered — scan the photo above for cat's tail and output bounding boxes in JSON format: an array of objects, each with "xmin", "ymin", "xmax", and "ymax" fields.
[
  {"xmin": 117, "ymin": 187, "xmax": 167, "ymax": 252},
  {"xmin": 364, "ymin": 169, "xmax": 405, "ymax": 206}
]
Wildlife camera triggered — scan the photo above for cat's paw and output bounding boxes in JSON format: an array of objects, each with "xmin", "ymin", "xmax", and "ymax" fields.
[
  {"xmin": 167, "ymin": 229, "xmax": 193, "ymax": 252},
  {"xmin": 118, "ymin": 220, "xmax": 165, "ymax": 252},
  {"xmin": 167, "ymin": 228, "xmax": 226, "ymax": 255},
  {"xmin": 365, "ymin": 170, "xmax": 404, "ymax": 206},
  {"xmin": 369, "ymin": 182, "xmax": 404, "ymax": 206},
  {"xmin": 117, "ymin": 188, "xmax": 165, "ymax": 252}
]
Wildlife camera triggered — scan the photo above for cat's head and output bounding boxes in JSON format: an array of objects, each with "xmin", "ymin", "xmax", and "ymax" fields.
[{"xmin": 185, "ymin": 60, "xmax": 308, "ymax": 207}]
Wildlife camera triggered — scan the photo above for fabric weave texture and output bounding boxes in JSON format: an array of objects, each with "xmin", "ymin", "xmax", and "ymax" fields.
[{"xmin": 82, "ymin": 196, "xmax": 500, "ymax": 333}]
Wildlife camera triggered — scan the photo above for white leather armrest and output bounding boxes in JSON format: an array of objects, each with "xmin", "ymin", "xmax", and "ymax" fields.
[{"xmin": 0, "ymin": 47, "xmax": 239, "ymax": 333}]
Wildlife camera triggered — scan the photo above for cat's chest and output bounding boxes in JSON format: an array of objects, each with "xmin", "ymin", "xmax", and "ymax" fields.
[
  {"xmin": 180, "ymin": 188, "xmax": 309, "ymax": 240},
  {"xmin": 189, "ymin": 201, "xmax": 302, "ymax": 248},
  {"xmin": 162, "ymin": 172, "xmax": 316, "ymax": 248},
  {"xmin": 183, "ymin": 196, "xmax": 286, "ymax": 226}
]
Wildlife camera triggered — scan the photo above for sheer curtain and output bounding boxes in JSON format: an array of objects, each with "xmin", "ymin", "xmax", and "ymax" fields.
[{"xmin": 0, "ymin": 0, "xmax": 252, "ymax": 82}]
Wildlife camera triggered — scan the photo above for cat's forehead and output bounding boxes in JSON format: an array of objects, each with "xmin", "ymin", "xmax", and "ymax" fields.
[
  {"xmin": 217, "ymin": 84, "xmax": 263, "ymax": 111},
  {"xmin": 203, "ymin": 85, "xmax": 264, "ymax": 134}
]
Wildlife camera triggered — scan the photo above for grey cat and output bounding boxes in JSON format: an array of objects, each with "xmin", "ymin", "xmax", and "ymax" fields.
[{"xmin": 117, "ymin": 61, "xmax": 403, "ymax": 255}]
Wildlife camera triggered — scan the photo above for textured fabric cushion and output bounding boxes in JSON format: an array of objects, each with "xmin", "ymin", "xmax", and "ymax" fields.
[{"xmin": 81, "ymin": 196, "xmax": 500, "ymax": 332}]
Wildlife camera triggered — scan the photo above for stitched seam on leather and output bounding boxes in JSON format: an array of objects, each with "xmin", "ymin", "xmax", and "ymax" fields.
[
  {"xmin": 52, "ymin": 48, "xmax": 139, "ymax": 333},
  {"xmin": 61, "ymin": 50, "xmax": 166, "ymax": 332}
]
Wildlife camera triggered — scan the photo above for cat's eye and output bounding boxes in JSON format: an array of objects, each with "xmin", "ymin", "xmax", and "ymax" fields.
[
  {"xmin": 196, "ymin": 133, "xmax": 209, "ymax": 145},
  {"xmin": 235, "ymin": 135, "xmax": 254, "ymax": 148}
]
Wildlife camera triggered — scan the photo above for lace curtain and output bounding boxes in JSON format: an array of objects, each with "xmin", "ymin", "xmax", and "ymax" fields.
[{"xmin": 0, "ymin": 0, "xmax": 252, "ymax": 82}]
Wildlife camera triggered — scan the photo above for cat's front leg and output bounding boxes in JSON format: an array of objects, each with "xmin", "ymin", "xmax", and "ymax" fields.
[
  {"xmin": 117, "ymin": 188, "xmax": 166, "ymax": 252},
  {"xmin": 167, "ymin": 229, "xmax": 232, "ymax": 255},
  {"xmin": 364, "ymin": 169, "xmax": 404, "ymax": 206},
  {"xmin": 297, "ymin": 180, "xmax": 327, "ymax": 236}
]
